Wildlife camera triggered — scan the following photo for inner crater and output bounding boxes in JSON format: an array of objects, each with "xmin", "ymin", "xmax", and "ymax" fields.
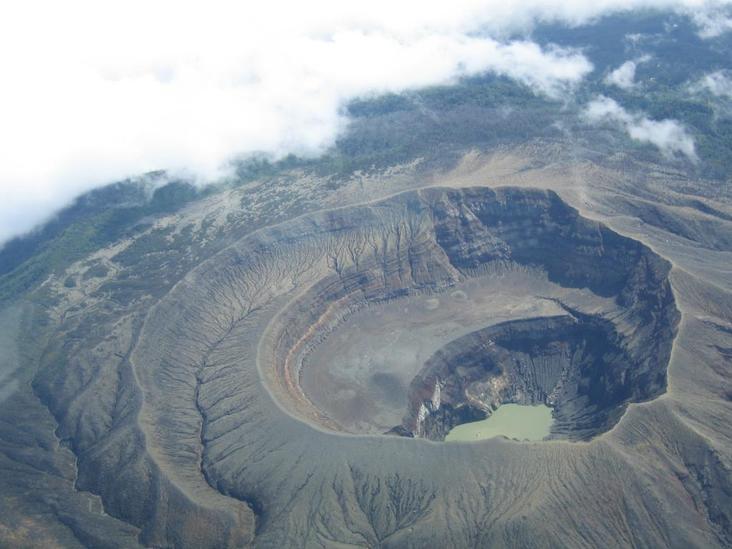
[{"xmin": 261, "ymin": 187, "xmax": 680, "ymax": 442}]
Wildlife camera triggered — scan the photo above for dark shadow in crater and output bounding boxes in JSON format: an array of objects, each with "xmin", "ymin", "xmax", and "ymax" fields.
[{"xmin": 398, "ymin": 309, "xmax": 673, "ymax": 441}]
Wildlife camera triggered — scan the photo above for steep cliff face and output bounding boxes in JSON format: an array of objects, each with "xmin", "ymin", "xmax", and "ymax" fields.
[
  {"xmin": 402, "ymin": 312, "xmax": 673, "ymax": 441},
  {"xmin": 401, "ymin": 188, "xmax": 679, "ymax": 439}
]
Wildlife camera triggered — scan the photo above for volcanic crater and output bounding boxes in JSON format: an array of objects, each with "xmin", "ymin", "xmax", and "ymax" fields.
[
  {"xmin": 261, "ymin": 186, "xmax": 680, "ymax": 442},
  {"xmin": 20, "ymin": 183, "xmax": 700, "ymax": 548}
]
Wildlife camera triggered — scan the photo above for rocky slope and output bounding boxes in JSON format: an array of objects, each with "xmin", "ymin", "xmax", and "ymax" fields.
[{"xmin": 1, "ymin": 147, "xmax": 731, "ymax": 548}]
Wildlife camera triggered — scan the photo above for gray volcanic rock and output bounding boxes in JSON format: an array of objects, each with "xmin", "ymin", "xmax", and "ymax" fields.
[
  {"xmin": 402, "ymin": 312, "xmax": 674, "ymax": 441},
  {"xmin": 17, "ymin": 184, "xmax": 688, "ymax": 547},
  {"xmin": 2, "ymin": 159, "xmax": 731, "ymax": 548}
]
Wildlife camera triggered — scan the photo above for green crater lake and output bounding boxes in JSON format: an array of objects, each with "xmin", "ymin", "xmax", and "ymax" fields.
[{"xmin": 445, "ymin": 404, "xmax": 554, "ymax": 442}]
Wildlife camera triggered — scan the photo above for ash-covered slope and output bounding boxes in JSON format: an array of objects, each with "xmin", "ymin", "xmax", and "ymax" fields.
[{"xmin": 9, "ymin": 184, "xmax": 719, "ymax": 548}]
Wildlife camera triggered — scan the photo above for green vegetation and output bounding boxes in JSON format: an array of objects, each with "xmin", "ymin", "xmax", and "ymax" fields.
[{"xmin": 0, "ymin": 180, "xmax": 202, "ymax": 305}]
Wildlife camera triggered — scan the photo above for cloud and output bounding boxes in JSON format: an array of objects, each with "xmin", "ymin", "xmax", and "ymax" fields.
[
  {"xmin": 604, "ymin": 55, "xmax": 651, "ymax": 90},
  {"xmin": 688, "ymin": 4, "xmax": 732, "ymax": 37},
  {"xmin": 0, "ymin": 0, "xmax": 728, "ymax": 244},
  {"xmin": 693, "ymin": 70, "xmax": 732, "ymax": 97},
  {"xmin": 583, "ymin": 96, "xmax": 697, "ymax": 160}
]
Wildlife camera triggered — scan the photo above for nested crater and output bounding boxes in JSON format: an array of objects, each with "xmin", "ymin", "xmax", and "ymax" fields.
[
  {"xmin": 401, "ymin": 312, "xmax": 666, "ymax": 441},
  {"xmin": 262, "ymin": 187, "xmax": 679, "ymax": 441}
]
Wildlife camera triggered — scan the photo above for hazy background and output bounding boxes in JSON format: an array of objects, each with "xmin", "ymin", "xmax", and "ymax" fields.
[{"xmin": 1, "ymin": 0, "xmax": 730, "ymax": 243}]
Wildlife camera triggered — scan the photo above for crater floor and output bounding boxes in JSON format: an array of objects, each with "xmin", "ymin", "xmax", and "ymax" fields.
[{"xmin": 300, "ymin": 268, "xmax": 614, "ymax": 435}]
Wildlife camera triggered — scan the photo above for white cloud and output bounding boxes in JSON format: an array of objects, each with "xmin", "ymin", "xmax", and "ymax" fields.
[
  {"xmin": 605, "ymin": 55, "xmax": 651, "ymax": 90},
  {"xmin": 0, "ymin": 0, "xmax": 728, "ymax": 244},
  {"xmin": 584, "ymin": 96, "xmax": 697, "ymax": 160},
  {"xmin": 694, "ymin": 70, "xmax": 732, "ymax": 97},
  {"xmin": 689, "ymin": 5, "xmax": 732, "ymax": 37},
  {"xmin": 606, "ymin": 62, "xmax": 640, "ymax": 90}
]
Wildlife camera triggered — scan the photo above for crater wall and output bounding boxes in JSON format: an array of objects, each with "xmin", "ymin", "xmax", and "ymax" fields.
[{"xmin": 262, "ymin": 187, "xmax": 679, "ymax": 440}]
